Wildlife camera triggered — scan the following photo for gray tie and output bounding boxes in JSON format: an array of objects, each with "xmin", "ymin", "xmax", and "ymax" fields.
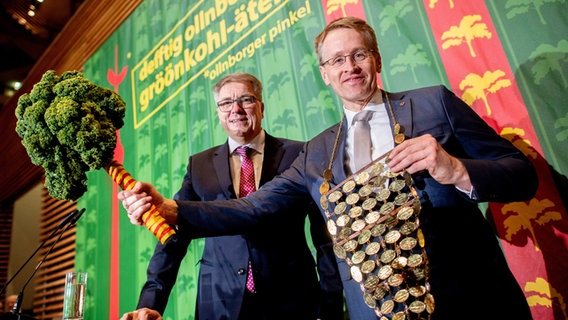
[{"xmin": 353, "ymin": 110, "xmax": 373, "ymax": 171}]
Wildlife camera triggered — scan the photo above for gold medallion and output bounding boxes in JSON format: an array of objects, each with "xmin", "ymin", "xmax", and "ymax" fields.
[
  {"xmin": 352, "ymin": 251, "xmax": 366, "ymax": 264},
  {"xmin": 394, "ymin": 133, "xmax": 405, "ymax": 144},
  {"xmin": 425, "ymin": 293, "xmax": 435, "ymax": 314},
  {"xmin": 333, "ymin": 244, "xmax": 346, "ymax": 259},
  {"xmin": 380, "ymin": 249, "xmax": 396, "ymax": 264},
  {"xmin": 399, "ymin": 237, "xmax": 417, "ymax": 251},
  {"xmin": 328, "ymin": 190, "xmax": 343, "ymax": 203},
  {"xmin": 364, "ymin": 275, "xmax": 380, "ymax": 289},
  {"xmin": 393, "ymin": 192, "xmax": 409, "ymax": 206},
  {"xmin": 408, "ymin": 300, "xmax": 426, "ymax": 314},
  {"xmin": 365, "ymin": 211, "xmax": 380, "ymax": 224},
  {"xmin": 358, "ymin": 229, "xmax": 372, "ymax": 244},
  {"xmin": 385, "ymin": 169, "xmax": 398, "ymax": 178},
  {"xmin": 320, "ymin": 195, "xmax": 329, "ymax": 210},
  {"xmin": 349, "ymin": 206, "xmax": 363, "ymax": 218},
  {"xmin": 389, "ymin": 179, "xmax": 405, "ymax": 192},
  {"xmin": 394, "ymin": 123, "xmax": 401, "ymax": 135},
  {"xmin": 380, "ymin": 299, "xmax": 394, "ymax": 315},
  {"xmin": 336, "ymin": 214, "xmax": 350, "ymax": 227},
  {"xmin": 384, "ymin": 230, "xmax": 401, "ymax": 244},
  {"xmin": 319, "ymin": 181, "xmax": 330, "ymax": 195},
  {"xmin": 412, "ymin": 268, "xmax": 426, "ymax": 281},
  {"xmin": 363, "ymin": 293, "xmax": 376, "ymax": 308},
  {"xmin": 379, "ymin": 202, "xmax": 395, "ymax": 215},
  {"xmin": 365, "ymin": 242, "xmax": 381, "ymax": 255},
  {"xmin": 393, "ymin": 289, "xmax": 409, "ymax": 303},
  {"xmin": 346, "ymin": 193, "xmax": 360, "ymax": 205},
  {"xmin": 326, "ymin": 219, "xmax": 337, "ymax": 235},
  {"xmin": 374, "ymin": 175, "xmax": 388, "ymax": 188},
  {"xmin": 392, "ymin": 312, "xmax": 406, "ymax": 320},
  {"xmin": 361, "ymin": 260, "xmax": 376, "ymax": 273},
  {"xmin": 391, "ymin": 256, "xmax": 408, "ymax": 269},
  {"xmin": 369, "ymin": 162, "xmax": 385, "ymax": 175},
  {"xmin": 407, "ymin": 254, "xmax": 423, "ymax": 268},
  {"xmin": 323, "ymin": 168, "xmax": 333, "ymax": 181},
  {"xmin": 351, "ymin": 219, "xmax": 366, "ymax": 232},
  {"xmin": 344, "ymin": 239, "xmax": 358, "ymax": 252},
  {"xmin": 371, "ymin": 224, "xmax": 386, "ymax": 237},
  {"xmin": 404, "ymin": 171, "xmax": 412, "ymax": 187},
  {"xmin": 339, "ymin": 227, "xmax": 351, "ymax": 239},
  {"xmin": 397, "ymin": 206, "xmax": 414, "ymax": 220},
  {"xmin": 376, "ymin": 188, "xmax": 391, "ymax": 201},
  {"xmin": 373, "ymin": 286, "xmax": 387, "ymax": 300},
  {"xmin": 359, "ymin": 184, "xmax": 373, "ymax": 197},
  {"xmin": 350, "ymin": 265, "xmax": 363, "ymax": 282},
  {"xmin": 378, "ymin": 265, "xmax": 393, "ymax": 280},
  {"xmin": 417, "ymin": 228, "xmax": 425, "ymax": 247},
  {"xmin": 400, "ymin": 221, "xmax": 417, "ymax": 235},
  {"xmin": 384, "ymin": 216, "xmax": 397, "ymax": 228},
  {"xmin": 362, "ymin": 198, "xmax": 378, "ymax": 211},
  {"xmin": 355, "ymin": 171, "xmax": 370, "ymax": 185},
  {"xmin": 408, "ymin": 285, "xmax": 426, "ymax": 297},
  {"xmin": 334, "ymin": 202, "xmax": 347, "ymax": 215},
  {"xmin": 343, "ymin": 180, "xmax": 356, "ymax": 193},
  {"xmin": 387, "ymin": 273, "xmax": 403, "ymax": 287}
]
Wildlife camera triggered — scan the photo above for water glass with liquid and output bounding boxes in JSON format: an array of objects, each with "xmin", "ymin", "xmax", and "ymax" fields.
[{"xmin": 62, "ymin": 271, "xmax": 87, "ymax": 320}]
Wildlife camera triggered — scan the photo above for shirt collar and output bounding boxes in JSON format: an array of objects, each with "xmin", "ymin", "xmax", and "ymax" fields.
[
  {"xmin": 228, "ymin": 130, "xmax": 265, "ymax": 154},
  {"xmin": 344, "ymin": 93, "xmax": 385, "ymax": 128}
]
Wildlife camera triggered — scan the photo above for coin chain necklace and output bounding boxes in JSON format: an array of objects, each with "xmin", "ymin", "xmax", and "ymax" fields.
[{"xmin": 319, "ymin": 90, "xmax": 434, "ymax": 317}]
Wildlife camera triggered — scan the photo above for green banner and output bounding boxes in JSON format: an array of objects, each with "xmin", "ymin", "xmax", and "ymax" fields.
[{"xmin": 76, "ymin": 1, "xmax": 568, "ymax": 319}]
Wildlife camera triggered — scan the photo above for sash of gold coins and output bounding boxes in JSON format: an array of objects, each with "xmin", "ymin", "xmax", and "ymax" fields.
[{"xmin": 319, "ymin": 154, "xmax": 435, "ymax": 319}]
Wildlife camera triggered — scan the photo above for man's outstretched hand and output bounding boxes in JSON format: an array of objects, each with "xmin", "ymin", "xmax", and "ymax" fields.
[
  {"xmin": 117, "ymin": 181, "xmax": 179, "ymax": 226},
  {"xmin": 120, "ymin": 308, "xmax": 163, "ymax": 320}
]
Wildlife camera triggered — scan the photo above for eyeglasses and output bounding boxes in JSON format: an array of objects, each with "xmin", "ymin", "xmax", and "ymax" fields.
[
  {"xmin": 320, "ymin": 49, "xmax": 375, "ymax": 68},
  {"xmin": 216, "ymin": 95, "xmax": 257, "ymax": 112}
]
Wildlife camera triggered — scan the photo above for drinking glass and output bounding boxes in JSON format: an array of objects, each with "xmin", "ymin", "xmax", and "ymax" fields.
[{"xmin": 62, "ymin": 271, "xmax": 87, "ymax": 320}]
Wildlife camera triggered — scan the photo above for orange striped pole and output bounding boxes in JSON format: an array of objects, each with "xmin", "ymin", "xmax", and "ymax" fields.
[{"xmin": 105, "ymin": 159, "xmax": 176, "ymax": 244}]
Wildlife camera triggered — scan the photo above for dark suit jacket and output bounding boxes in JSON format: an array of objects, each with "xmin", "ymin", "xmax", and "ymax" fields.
[
  {"xmin": 137, "ymin": 133, "xmax": 344, "ymax": 319},
  {"xmin": 177, "ymin": 86, "xmax": 538, "ymax": 320}
]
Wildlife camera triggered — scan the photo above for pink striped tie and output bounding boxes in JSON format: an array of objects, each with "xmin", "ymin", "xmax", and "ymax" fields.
[
  {"xmin": 237, "ymin": 146, "xmax": 256, "ymax": 197},
  {"xmin": 236, "ymin": 146, "xmax": 256, "ymax": 293}
]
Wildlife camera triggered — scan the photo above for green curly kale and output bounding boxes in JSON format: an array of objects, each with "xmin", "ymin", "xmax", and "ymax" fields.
[{"xmin": 15, "ymin": 70, "xmax": 126, "ymax": 201}]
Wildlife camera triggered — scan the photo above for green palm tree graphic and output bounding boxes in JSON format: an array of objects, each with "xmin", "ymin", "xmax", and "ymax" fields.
[
  {"xmin": 378, "ymin": 0, "xmax": 414, "ymax": 36},
  {"xmin": 505, "ymin": 0, "xmax": 560, "ymax": 25},
  {"xmin": 529, "ymin": 39, "xmax": 568, "ymax": 88},
  {"xmin": 389, "ymin": 44, "xmax": 431, "ymax": 83}
]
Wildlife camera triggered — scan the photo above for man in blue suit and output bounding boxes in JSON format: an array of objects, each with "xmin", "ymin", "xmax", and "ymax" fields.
[
  {"xmin": 120, "ymin": 18, "xmax": 538, "ymax": 319},
  {"xmin": 120, "ymin": 72, "xmax": 344, "ymax": 320}
]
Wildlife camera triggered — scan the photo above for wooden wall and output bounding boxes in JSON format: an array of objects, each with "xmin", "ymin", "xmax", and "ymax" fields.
[
  {"xmin": 0, "ymin": 0, "xmax": 143, "ymax": 204},
  {"xmin": 0, "ymin": 0, "xmax": 141, "ymax": 317}
]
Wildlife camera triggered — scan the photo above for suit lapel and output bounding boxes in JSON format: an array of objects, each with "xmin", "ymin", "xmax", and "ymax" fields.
[
  {"xmin": 383, "ymin": 90, "xmax": 413, "ymax": 140},
  {"xmin": 213, "ymin": 143, "xmax": 236, "ymax": 199},
  {"xmin": 331, "ymin": 118, "xmax": 349, "ymax": 184},
  {"xmin": 260, "ymin": 134, "xmax": 283, "ymax": 186}
]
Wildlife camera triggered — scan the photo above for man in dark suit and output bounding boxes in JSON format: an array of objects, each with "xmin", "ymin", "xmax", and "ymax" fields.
[
  {"xmin": 120, "ymin": 72, "xmax": 343, "ymax": 320},
  {"xmin": 120, "ymin": 18, "xmax": 538, "ymax": 319}
]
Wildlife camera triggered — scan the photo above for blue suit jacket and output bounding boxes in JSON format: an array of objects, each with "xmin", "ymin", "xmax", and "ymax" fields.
[
  {"xmin": 137, "ymin": 133, "xmax": 344, "ymax": 320},
  {"xmin": 177, "ymin": 86, "xmax": 538, "ymax": 319}
]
